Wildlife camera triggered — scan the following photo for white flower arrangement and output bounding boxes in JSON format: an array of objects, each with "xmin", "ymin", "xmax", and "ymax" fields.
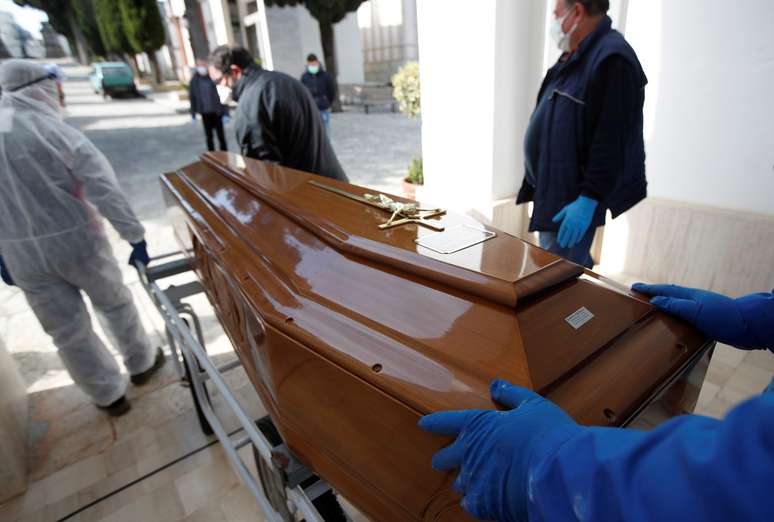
[{"xmin": 392, "ymin": 61, "xmax": 420, "ymax": 118}]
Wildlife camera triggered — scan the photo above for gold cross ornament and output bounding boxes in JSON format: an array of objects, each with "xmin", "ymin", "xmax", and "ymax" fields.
[{"xmin": 309, "ymin": 181, "xmax": 446, "ymax": 231}]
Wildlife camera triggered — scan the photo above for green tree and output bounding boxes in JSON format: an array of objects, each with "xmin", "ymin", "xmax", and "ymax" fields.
[
  {"xmin": 264, "ymin": 0, "xmax": 368, "ymax": 112},
  {"xmin": 94, "ymin": 0, "xmax": 131, "ymax": 55},
  {"xmin": 117, "ymin": 0, "xmax": 166, "ymax": 83},
  {"xmin": 93, "ymin": 0, "xmax": 140, "ymax": 74},
  {"xmin": 73, "ymin": 0, "xmax": 106, "ymax": 57}
]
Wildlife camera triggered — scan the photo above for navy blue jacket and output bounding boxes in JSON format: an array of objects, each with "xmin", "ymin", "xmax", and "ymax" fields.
[
  {"xmin": 300, "ymin": 68, "xmax": 335, "ymax": 111},
  {"xmin": 518, "ymin": 17, "xmax": 648, "ymax": 232},
  {"xmin": 189, "ymin": 73, "xmax": 225, "ymax": 116}
]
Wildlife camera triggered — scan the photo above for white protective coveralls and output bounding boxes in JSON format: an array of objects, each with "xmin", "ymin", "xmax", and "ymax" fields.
[{"xmin": 0, "ymin": 60, "xmax": 154, "ymax": 406}]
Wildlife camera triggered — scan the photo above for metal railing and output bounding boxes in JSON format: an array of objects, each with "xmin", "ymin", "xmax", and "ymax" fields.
[{"xmin": 135, "ymin": 252, "xmax": 340, "ymax": 522}]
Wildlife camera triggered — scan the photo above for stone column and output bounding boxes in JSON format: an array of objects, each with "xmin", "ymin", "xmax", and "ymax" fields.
[
  {"xmin": 402, "ymin": 0, "xmax": 418, "ymax": 61},
  {"xmin": 0, "ymin": 339, "xmax": 27, "ymax": 503},
  {"xmin": 417, "ymin": 0, "xmax": 547, "ymax": 237}
]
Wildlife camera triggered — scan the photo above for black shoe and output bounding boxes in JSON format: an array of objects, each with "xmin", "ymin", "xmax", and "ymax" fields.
[
  {"xmin": 131, "ymin": 348, "xmax": 166, "ymax": 386},
  {"xmin": 98, "ymin": 396, "xmax": 131, "ymax": 417}
]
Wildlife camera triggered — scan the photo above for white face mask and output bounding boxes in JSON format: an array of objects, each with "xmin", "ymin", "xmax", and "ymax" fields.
[
  {"xmin": 216, "ymin": 84, "xmax": 232, "ymax": 105},
  {"xmin": 550, "ymin": 7, "xmax": 578, "ymax": 53},
  {"xmin": 196, "ymin": 66, "xmax": 208, "ymax": 76}
]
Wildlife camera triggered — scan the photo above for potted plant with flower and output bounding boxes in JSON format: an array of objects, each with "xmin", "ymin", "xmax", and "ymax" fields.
[{"xmin": 391, "ymin": 62, "xmax": 423, "ymax": 199}]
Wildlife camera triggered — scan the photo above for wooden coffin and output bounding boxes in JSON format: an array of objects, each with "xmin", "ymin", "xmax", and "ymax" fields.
[{"xmin": 161, "ymin": 152, "xmax": 714, "ymax": 521}]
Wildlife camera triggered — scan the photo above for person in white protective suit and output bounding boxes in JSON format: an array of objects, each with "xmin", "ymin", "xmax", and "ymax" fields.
[{"xmin": 0, "ymin": 60, "xmax": 164, "ymax": 416}]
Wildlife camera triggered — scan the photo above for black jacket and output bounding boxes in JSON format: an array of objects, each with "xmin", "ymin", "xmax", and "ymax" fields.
[
  {"xmin": 300, "ymin": 68, "xmax": 335, "ymax": 111},
  {"xmin": 517, "ymin": 16, "xmax": 647, "ymax": 232},
  {"xmin": 232, "ymin": 65, "xmax": 347, "ymax": 181},
  {"xmin": 189, "ymin": 73, "xmax": 225, "ymax": 116}
]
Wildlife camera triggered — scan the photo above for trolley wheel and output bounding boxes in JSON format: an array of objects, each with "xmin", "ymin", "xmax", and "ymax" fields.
[
  {"xmin": 253, "ymin": 447, "xmax": 294, "ymax": 521},
  {"xmin": 180, "ymin": 318, "xmax": 213, "ymax": 436},
  {"xmin": 252, "ymin": 418, "xmax": 348, "ymax": 522},
  {"xmin": 310, "ymin": 490, "xmax": 348, "ymax": 522}
]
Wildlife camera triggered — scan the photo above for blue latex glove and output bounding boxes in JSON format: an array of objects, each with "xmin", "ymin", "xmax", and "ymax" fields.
[
  {"xmin": 128, "ymin": 240, "xmax": 150, "ymax": 267},
  {"xmin": 419, "ymin": 380, "xmax": 583, "ymax": 522},
  {"xmin": 0, "ymin": 255, "xmax": 14, "ymax": 286},
  {"xmin": 552, "ymin": 196, "xmax": 598, "ymax": 248},
  {"xmin": 632, "ymin": 283, "xmax": 771, "ymax": 350},
  {"xmin": 191, "ymin": 113, "xmax": 197, "ymax": 121},
  {"xmin": 222, "ymin": 114, "xmax": 231, "ymax": 124}
]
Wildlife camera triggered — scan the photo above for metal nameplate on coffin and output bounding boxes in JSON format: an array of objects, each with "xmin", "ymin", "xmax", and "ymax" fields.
[{"xmin": 516, "ymin": 274, "xmax": 654, "ymax": 391}]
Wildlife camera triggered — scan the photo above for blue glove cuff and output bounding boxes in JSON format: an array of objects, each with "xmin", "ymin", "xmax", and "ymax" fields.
[
  {"xmin": 736, "ymin": 290, "xmax": 774, "ymax": 351},
  {"xmin": 576, "ymin": 195, "xmax": 599, "ymax": 211}
]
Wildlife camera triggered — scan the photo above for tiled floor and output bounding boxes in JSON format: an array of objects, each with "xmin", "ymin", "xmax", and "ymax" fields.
[{"xmin": 1, "ymin": 442, "xmax": 266, "ymax": 522}]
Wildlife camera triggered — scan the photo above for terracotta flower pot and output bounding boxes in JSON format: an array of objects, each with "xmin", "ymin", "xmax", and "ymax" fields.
[{"xmin": 402, "ymin": 179, "xmax": 417, "ymax": 200}]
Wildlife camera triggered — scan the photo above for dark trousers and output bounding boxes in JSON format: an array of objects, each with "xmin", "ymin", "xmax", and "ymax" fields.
[{"xmin": 201, "ymin": 112, "xmax": 227, "ymax": 151}]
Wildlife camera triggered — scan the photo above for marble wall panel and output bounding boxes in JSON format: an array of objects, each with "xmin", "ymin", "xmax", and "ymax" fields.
[{"xmin": 0, "ymin": 337, "xmax": 28, "ymax": 502}]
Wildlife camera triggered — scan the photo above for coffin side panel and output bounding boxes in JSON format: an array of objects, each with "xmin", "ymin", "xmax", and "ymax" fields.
[{"xmin": 193, "ymin": 229, "xmax": 469, "ymax": 520}]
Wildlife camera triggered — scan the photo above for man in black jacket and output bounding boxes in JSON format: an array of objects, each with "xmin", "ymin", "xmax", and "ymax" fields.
[
  {"xmin": 300, "ymin": 53, "xmax": 335, "ymax": 134},
  {"xmin": 189, "ymin": 59, "xmax": 228, "ymax": 152},
  {"xmin": 208, "ymin": 46, "xmax": 347, "ymax": 182}
]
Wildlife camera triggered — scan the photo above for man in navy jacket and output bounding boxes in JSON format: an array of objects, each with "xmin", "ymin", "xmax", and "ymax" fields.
[
  {"xmin": 189, "ymin": 59, "xmax": 228, "ymax": 152},
  {"xmin": 300, "ymin": 53, "xmax": 336, "ymax": 134},
  {"xmin": 518, "ymin": 0, "xmax": 647, "ymax": 267}
]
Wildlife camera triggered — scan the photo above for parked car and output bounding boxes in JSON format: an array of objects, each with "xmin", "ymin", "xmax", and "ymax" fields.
[{"xmin": 89, "ymin": 62, "xmax": 138, "ymax": 98}]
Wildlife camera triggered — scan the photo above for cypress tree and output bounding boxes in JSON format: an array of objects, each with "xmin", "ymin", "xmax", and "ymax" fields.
[
  {"xmin": 72, "ymin": 0, "xmax": 106, "ymax": 57},
  {"xmin": 117, "ymin": 0, "xmax": 166, "ymax": 83},
  {"xmin": 94, "ymin": 0, "xmax": 132, "ymax": 56}
]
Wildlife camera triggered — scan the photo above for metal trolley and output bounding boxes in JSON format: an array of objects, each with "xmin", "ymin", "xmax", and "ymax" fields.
[{"xmin": 136, "ymin": 252, "xmax": 352, "ymax": 522}]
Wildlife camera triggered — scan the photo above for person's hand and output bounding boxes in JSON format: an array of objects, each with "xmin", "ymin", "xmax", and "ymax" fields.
[
  {"xmin": 128, "ymin": 240, "xmax": 150, "ymax": 267},
  {"xmin": 0, "ymin": 256, "xmax": 14, "ymax": 286},
  {"xmin": 191, "ymin": 114, "xmax": 197, "ymax": 121},
  {"xmin": 552, "ymin": 196, "xmax": 598, "ymax": 249},
  {"xmin": 419, "ymin": 380, "xmax": 583, "ymax": 522},
  {"xmin": 633, "ymin": 283, "xmax": 761, "ymax": 349},
  {"xmin": 222, "ymin": 114, "xmax": 231, "ymax": 124}
]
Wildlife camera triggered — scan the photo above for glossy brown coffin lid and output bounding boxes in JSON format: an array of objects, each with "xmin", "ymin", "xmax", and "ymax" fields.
[
  {"xmin": 200, "ymin": 152, "xmax": 584, "ymax": 307},
  {"xmin": 160, "ymin": 154, "xmax": 712, "ymax": 521}
]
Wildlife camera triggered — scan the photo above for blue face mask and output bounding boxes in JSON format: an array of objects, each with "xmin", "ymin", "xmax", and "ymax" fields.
[{"xmin": 307, "ymin": 64, "xmax": 320, "ymax": 75}]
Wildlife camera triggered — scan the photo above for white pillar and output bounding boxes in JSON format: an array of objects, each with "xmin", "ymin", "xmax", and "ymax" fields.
[
  {"xmin": 256, "ymin": 1, "xmax": 274, "ymax": 70},
  {"xmin": 207, "ymin": 0, "xmax": 231, "ymax": 46},
  {"xmin": 402, "ymin": 0, "xmax": 418, "ymax": 61},
  {"xmin": 417, "ymin": 0, "xmax": 547, "ymax": 236}
]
